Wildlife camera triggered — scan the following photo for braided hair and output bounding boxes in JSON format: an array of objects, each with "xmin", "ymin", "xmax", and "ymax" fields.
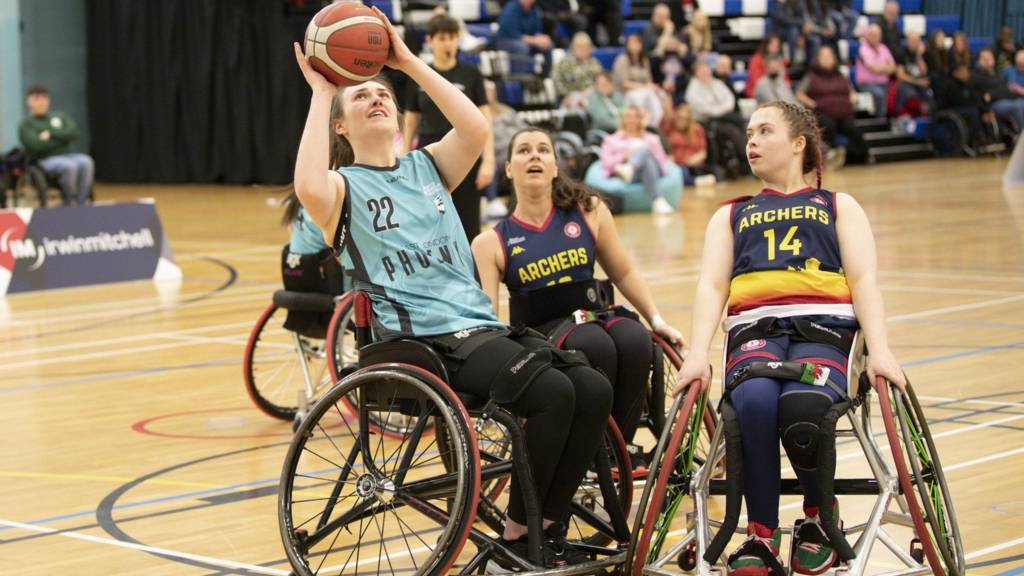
[{"xmin": 758, "ymin": 100, "xmax": 824, "ymax": 189}]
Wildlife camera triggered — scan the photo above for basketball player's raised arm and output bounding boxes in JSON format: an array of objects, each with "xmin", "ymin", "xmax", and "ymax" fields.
[
  {"xmin": 471, "ymin": 231, "xmax": 505, "ymax": 316},
  {"xmin": 372, "ymin": 9, "xmax": 488, "ymax": 192},
  {"xmin": 293, "ymin": 43, "xmax": 345, "ymax": 239}
]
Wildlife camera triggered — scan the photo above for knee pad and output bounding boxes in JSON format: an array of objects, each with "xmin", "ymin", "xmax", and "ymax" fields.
[{"xmin": 778, "ymin": 392, "xmax": 834, "ymax": 471}]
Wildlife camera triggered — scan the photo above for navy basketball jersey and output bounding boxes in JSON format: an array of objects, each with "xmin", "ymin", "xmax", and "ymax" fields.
[
  {"xmin": 494, "ymin": 207, "xmax": 597, "ymax": 294},
  {"xmin": 334, "ymin": 150, "xmax": 504, "ymax": 339},
  {"xmin": 726, "ymin": 188, "xmax": 854, "ymax": 330}
]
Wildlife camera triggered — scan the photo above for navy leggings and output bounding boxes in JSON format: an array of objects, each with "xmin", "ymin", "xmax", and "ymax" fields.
[
  {"xmin": 558, "ymin": 318, "xmax": 653, "ymax": 442},
  {"xmin": 724, "ymin": 317, "xmax": 855, "ymax": 529}
]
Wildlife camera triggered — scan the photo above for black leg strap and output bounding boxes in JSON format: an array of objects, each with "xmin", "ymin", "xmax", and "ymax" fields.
[
  {"xmin": 704, "ymin": 401, "xmax": 745, "ymax": 565},
  {"xmin": 816, "ymin": 401, "xmax": 857, "ymax": 561}
]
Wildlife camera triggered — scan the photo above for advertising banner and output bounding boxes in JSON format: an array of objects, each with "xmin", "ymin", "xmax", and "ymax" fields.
[{"xmin": 0, "ymin": 201, "xmax": 181, "ymax": 295}]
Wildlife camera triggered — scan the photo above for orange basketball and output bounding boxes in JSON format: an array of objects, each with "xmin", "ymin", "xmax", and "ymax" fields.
[{"xmin": 304, "ymin": 2, "xmax": 390, "ymax": 87}]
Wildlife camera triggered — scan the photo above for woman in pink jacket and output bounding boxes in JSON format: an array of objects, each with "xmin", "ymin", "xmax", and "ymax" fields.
[{"xmin": 600, "ymin": 105, "xmax": 674, "ymax": 214}]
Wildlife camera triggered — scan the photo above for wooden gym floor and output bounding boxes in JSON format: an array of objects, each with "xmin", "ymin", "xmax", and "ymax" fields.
[{"xmin": 1, "ymin": 156, "xmax": 1022, "ymax": 575}]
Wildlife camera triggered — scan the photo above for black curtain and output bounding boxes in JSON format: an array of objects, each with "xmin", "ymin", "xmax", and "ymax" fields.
[{"xmin": 87, "ymin": 0, "xmax": 319, "ymax": 184}]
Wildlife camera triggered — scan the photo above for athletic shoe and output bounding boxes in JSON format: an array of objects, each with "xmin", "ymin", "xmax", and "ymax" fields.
[
  {"xmin": 792, "ymin": 500, "xmax": 841, "ymax": 575},
  {"xmin": 726, "ymin": 521, "xmax": 784, "ymax": 576},
  {"xmin": 652, "ymin": 197, "xmax": 675, "ymax": 214},
  {"xmin": 485, "ymin": 197, "xmax": 509, "ymax": 218},
  {"xmin": 543, "ymin": 522, "xmax": 591, "ymax": 566},
  {"xmin": 612, "ymin": 163, "xmax": 635, "ymax": 182}
]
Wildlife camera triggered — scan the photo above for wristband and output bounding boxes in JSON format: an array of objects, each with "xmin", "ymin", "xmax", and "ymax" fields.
[{"xmin": 651, "ymin": 314, "xmax": 667, "ymax": 330}]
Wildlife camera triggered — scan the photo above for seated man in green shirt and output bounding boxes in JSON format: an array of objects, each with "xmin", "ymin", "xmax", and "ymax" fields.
[{"xmin": 18, "ymin": 84, "xmax": 93, "ymax": 205}]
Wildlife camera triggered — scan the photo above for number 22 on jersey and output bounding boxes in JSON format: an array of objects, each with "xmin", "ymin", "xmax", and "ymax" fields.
[{"xmin": 763, "ymin": 225, "xmax": 802, "ymax": 260}]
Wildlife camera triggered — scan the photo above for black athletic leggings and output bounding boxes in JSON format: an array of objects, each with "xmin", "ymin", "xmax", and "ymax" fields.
[
  {"xmin": 559, "ymin": 318, "xmax": 653, "ymax": 443},
  {"xmin": 447, "ymin": 334, "xmax": 613, "ymax": 523}
]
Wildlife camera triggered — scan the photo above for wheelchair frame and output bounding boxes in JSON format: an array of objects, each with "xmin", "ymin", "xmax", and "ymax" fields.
[
  {"xmin": 277, "ymin": 292, "xmax": 640, "ymax": 575},
  {"xmin": 627, "ymin": 330, "xmax": 964, "ymax": 576}
]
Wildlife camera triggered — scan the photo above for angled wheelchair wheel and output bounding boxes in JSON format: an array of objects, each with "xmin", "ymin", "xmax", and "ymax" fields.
[
  {"xmin": 628, "ymin": 383, "xmax": 714, "ymax": 575},
  {"xmin": 567, "ymin": 417, "xmax": 634, "ymax": 547},
  {"xmin": 279, "ymin": 365, "xmax": 480, "ymax": 576},
  {"xmin": 878, "ymin": 378, "xmax": 965, "ymax": 576},
  {"xmin": 244, "ymin": 303, "xmax": 331, "ymax": 421}
]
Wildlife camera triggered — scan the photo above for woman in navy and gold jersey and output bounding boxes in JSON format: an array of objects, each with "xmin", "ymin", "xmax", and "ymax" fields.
[
  {"xmin": 673, "ymin": 101, "xmax": 905, "ymax": 576},
  {"xmin": 472, "ymin": 128, "xmax": 683, "ymax": 462},
  {"xmin": 292, "ymin": 12, "xmax": 610, "ymax": 568}
]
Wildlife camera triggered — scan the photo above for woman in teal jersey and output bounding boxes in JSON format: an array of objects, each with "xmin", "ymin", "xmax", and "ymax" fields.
[{"xmin": 292, "ymin": 10, "xmax": 612, "ymax": 568}]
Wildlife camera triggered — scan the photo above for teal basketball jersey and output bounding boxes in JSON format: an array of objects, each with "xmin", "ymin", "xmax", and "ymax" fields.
[
  {"xmin": 290, "ymin": 206, "xmax": 328, "ymax": 254},
  {"xmin": 334, "ymin": 150, "xmax": 504, "ymax": 339}
]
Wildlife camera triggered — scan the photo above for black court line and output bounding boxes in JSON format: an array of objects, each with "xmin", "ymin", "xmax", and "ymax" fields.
[{"xmin": 0, "ymin": 256, "xmax": 237, "ymax": 344}]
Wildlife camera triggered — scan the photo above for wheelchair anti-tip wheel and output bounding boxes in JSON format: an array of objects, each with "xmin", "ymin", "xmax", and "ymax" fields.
[
  {"xmin": 244, "ymin": 303, "xmax": 331, "ymax": 421},
  {"xmin": 878, "ymin": 377, "xmax": 965, "ymax": 576},
  {"xmin": 278, "ymin": 364, "xmax": 479, "ymax": 576}
]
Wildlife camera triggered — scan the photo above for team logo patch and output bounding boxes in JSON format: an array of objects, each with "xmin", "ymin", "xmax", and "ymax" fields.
[
  {"xmin": 564, "ymin": 222, "xmax": 581, "ymax": 239},
  {"xmin": 510, "ymin": 245, "xmax": 525, "ymax": 256},
  {"xmin": 742, "ymin": 203, "xmax": 759, "ymax": 212},
  {"xmin": 810, "ymin": 195, "xmax": 827, "ymax": 206},
  {"xmin": 432, "ymin": 194, "xmax": 446, "ymax": 214},
  {"xmin": 286, "ymin": 253, "xmax": 302, "ymax": 269},
  {"xmin": 740, "ymin": 338, "xmax": 767, "ymax": 351}
]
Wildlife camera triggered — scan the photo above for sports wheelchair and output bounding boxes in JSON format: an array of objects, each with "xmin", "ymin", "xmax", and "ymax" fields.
[
  {"xmin": 243, "ymin": 246, "xmax": 352, "ymax": 425},
  {"xmin": 625, "ymin": 325, "xmax": 964, "ymax": 576},
  {"xmin": 277, "ymin": 292, "xmax": 642, "ymax": 575}
]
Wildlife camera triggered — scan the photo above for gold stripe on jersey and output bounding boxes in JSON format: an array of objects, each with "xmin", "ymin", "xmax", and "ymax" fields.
[{"xmin": 729, "ymin": 268, "xmax": 852, "ymax": 313}]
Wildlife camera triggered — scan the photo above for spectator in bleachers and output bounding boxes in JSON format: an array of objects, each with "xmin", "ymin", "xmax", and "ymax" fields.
[
  {"xmin": 613, "ymin": 34, "xmax": 665, "ymax": 126},
  {"xmin": 579, "ymin": 0, "xmax": 623, "ymax": 46},
  {"xmin": 600, "ymin": 105, "xmax": 675, "ymax": 214},
  {"xmin": 745, "ymin": 34, "xmax": 789, "ymax": 98},
  {"xmin": 994, "ymin": 26, "xmax": 1019, "ymax": 72},
  {"xmin": 934, "ymin": 63, "xmax": 987, "ymax": 148},
  {"xmin": 686, "ymin": 61, "xmax": 748, "ymax": 176},
  {"xmin": 482, "ymin": 81, "xmax": 526, "ymax": 218},
  {"xmin": 651, "ymin": 35, "xmax": 693, "ymax": 106},
  {"xmin": 824, "ymin": 0, "xmax": 859, "ymax": 40},
  {"xmin": 642, "ymin": 4, "xmax": 678, "ymax": 56},
  {"xmin": 552, "ymin": 32, "xmax": 604, "ymax": 107},
  {"xmin": 1002, "ymin": 49, "xmax": 1024, "ymax": 97},
  {"xmin": 538, "ymin": 0, "xmax": 587, "ymax": 48},
  {"xmin": 856, "ymin": 24, "xmax": 897, "ymax": 118},
  {"xmin": 894, "ymin": 32, "xmax": 935, "ymax": 117},
  {"xmin": 497, "ymin": 0, "xmax": 553, "ymax": 71},
  {"xmin": 769, "ymin": 0, "xmax": 807, "ymax": 62},
  {"xmin": 684, "ymin": 10, "xmax": 714, "ymax": 57},
  {"xmin": 788, "ymin": 33, "xmax": 811, "ymax": 81},
  {"xmin": 659, "ymin": 99, "xmax": 708, "ymax": 185},
  {"xmin": 17, "ymin": 84, "xmax": 93, "ymax": 205},
  {"xmin": 713, "ymin": 54, "xmax": 742, "ymax": 112},
  {"xmin": 755, "ymin": 55, "xmax": 799, "ymax": 105},
  {"xmin": 405, "ymin": 13, "xmax": 493, "ymax": 238},
  {"xmin": 878, "ymin": 1, "xmax": 903, "ymax": 60},
  {"xmin": 949, "ymin": 32, "xmax": 972, "ymax": 74},
  {"xmin": 805, "ymin": 0, "xmax": 838, "ymax": 67},
  {"xmin": 970, "ymin": 47, "xmax": 1024, "ymax": 131},
  {"xmin": 797, "ymin": 45, "xmax": 869, "ymax": 164},
  {"xmin": 587, "ymin": 71, "xmax": 625, "ymax": 133},
  {"xmin": 926, "ymin": 30, "xmax": 951, "ymax": 80}
]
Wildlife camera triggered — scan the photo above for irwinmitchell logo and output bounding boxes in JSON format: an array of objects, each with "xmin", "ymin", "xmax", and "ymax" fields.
[{"xmin": 0, "ymin": 228, "xmax": 155, "ymax": 271}]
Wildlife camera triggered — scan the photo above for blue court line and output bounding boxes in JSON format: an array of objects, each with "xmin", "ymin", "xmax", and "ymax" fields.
[
  {"xmin": 902, "ymin": 340, "xmax": 1024, "ymax": 368},
  {"xmin": 996, "ymin": 565, "xmax": 1024, "ymax": 576},
  {"xmin": 902, "ymin": 319, "xmax": 1024, "ymax": 330}
]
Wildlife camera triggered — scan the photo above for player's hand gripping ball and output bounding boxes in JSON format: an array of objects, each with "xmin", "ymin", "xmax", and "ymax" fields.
[{"xmin": 304, "ymin": 2, "xmax": 390, "ymax": 86}]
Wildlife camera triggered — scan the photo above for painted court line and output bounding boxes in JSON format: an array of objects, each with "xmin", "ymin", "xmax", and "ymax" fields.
[
  {"xmin": 0, "ymin": 518, "xmax": 290, "ymax": 575},
  {"xmin": 966, "ymin": 536, "xmax": 1024, "ymax": 560}
]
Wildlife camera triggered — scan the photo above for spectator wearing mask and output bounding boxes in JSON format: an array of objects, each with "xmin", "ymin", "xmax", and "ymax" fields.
[
  {"xmin": 856, "ymin": 23, "xmax": 896, "ymax": 117},
  {"xmin": 797, "ymin": 45, "xmax": 869, "ymax": 164},
  {"xmin": 755, "ymin": 56, "xmax": 799, "ymax": 105}
]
